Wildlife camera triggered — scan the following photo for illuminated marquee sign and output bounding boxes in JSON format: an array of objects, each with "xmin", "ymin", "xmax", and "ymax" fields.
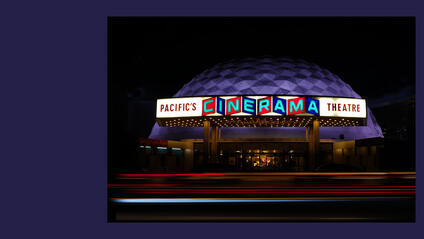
[{"xmin": 156, "ymin": 96, "xmax": 366, "ymax": 119}]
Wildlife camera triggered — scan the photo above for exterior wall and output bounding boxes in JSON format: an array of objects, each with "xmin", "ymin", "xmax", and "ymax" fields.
[
  {"xmin": 319, "ymin": 142, "xmax": 334, "ymax": 165},
  {"xmin": 148, "ymin": 155, "xmax": 163, "ymax": 172},
  {"xmin": 171, "ymin": 140, "xmax": 194, "ymax": 171},
  {"xmin": 333, "ymin": 141, "xmax": 355, "ymax": 165},
  {"xmin": 135, "ymin": 140, "xmax": 193, "ymax": 172},
  {"xmin": 183, "ymin": 148, "xmax": 194, "ymax": 171},
  {"xmin": 333, "ymin": 140, "xmax": 383, "ymax": 171},
  {"xmin": 356, "ymin": 145, "xmax": 382, "ymax": 171}
]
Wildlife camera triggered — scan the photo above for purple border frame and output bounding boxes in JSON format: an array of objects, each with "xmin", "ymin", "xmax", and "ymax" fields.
[{"xmin": 1, "ymin": 0, "xmax": 422, "ymax": 239}]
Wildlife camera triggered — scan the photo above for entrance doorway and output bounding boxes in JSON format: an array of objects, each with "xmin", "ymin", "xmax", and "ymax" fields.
[
  {"xmin": 234, "ymin": 151, "xmax": 306, "ymax": 171},
  {"xmin": 242, "ymin": 152, "xmax": 282, "ymax": 170},
  {"xmin": 284, "ymin": 151, "xmax": 305, "ymax": 171}
]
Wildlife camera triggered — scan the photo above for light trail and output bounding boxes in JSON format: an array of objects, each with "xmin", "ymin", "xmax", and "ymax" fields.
[{"xmin": 112, "ymin": 197, "xmax": 413, "ymax": 204}]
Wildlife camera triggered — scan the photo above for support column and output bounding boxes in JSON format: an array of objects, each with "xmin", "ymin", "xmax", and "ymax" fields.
[
  {"xmin": 308, "ymin": 119, "xmax": 320, "ymax": 171},
  {"xmin": 211, "ymin": 125, "xmax": 218, "ymax": 164},
  {"xmin": 305, "ymin": 127, "xmax": 309, "ymax": 140},
  {"xmin": 308, "ymin": 125, "xmax": 314, "ymax": 170},
  {"xmin": 203, "ymin": 120, "xmax": 210, "ymax": 168}
]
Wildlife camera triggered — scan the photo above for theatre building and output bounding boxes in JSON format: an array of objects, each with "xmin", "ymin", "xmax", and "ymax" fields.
[{"xmin": 139, "ymin": 58, "xmax": 384, "ymax": 172}]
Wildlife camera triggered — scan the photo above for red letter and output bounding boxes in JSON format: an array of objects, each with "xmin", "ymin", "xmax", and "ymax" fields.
[
  {"xmin": 258, "ymin": 96, "xmax": 272, "ymax": 115},
  {"xmin": 287, "ymin": 97, "xmax": 305, "ymax": 115},
  {"xmin": 343, "ymin": 104, "xmax": 347, "ymax": 111},
  {"xmin": 202, "ymin": 97, "xmax": 216, "ymax": 115},
  {"xmin": 352, "ymin": 104, "xmax": 356, "ymax": 112},
  {"xmin": 160, "ymin": 104, "xmax": 164, "ymax": 112},
  {"xmin": 328, "ymin": 103, "xmax": 331, "ymax": 111}
]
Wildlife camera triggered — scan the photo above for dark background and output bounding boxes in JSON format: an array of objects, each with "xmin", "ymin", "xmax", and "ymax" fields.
[
  {"xmin": 109, "ymin": 17, "xmax": 415, "ymax": 172},
  {"xmin": 2, "ymin": 0, "xmax": 423, "ymax": 238},
  {"xmin": 109, "ymin": 17, "xmax": 414, "ymax": 136}
]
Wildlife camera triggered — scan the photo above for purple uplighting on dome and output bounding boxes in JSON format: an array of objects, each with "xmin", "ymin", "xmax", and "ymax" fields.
[{"xmin": 149, "ymin": 57, "xmax": 383, "ymax": 140}]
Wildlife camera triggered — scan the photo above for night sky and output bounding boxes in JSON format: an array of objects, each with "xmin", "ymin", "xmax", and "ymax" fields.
[{"xmin": 108, "ymin": 17, "xmax": 415, "ymax": 139}]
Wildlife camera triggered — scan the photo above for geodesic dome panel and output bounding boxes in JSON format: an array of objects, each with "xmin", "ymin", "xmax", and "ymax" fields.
[
  {"xmin": 175, "ymin": 57, "xmax": 361, "ymax": 98},
  {"xmin": 149, "ymin": 57, "xmax": 383, "ymax": 140}
]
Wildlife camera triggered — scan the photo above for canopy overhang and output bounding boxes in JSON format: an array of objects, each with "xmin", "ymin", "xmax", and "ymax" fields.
[{"xmin": 156, "ymin": 95, "xmax": 367, "ymax": 127}]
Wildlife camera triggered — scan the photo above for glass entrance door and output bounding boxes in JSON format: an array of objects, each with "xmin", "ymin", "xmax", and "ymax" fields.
[
  {"xmin": 284, "ymin": 152, "xmax": 305, "ymax": 171},
  {"xmin": 240, "ymin": 153, "xmax": 283, "ymax": 171}
]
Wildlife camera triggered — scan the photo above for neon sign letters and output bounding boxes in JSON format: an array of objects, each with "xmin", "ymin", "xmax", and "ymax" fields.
[
  {"xmin": 156, "ymin": 96, "xmax": 366, "ymax": 119},
  {"xmin": 201, "ymin": 96, "xmax": 321, "ymax": 116}
]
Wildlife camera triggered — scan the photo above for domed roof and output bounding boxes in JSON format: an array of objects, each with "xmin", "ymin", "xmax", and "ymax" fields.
[
  {"xmin": 150, "ymin": 57, "xmax": 383, "ymax": 140},
  {"xmin": 175, "ymin": 57, "xmax": 360, "ymax": 98}
]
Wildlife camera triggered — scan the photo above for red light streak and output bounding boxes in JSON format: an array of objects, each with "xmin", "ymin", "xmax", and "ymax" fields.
[
  {"xmin": 109, "ymin": 184, "xmax": 415, "ymax": 189},
  {"xmin": 126, "ymin": 191, "xmax": 415, "ymax": 195},
  {"xmin": 116, "ymin": 172, "xmax": 416, "ymax": 178},
  {"xmin": 118, "ymin": 173, "xmax": 225, "ymax": 177},
  {"xmin": 125, "ymin": 188, "xmax": 414, "ymax": 191}
]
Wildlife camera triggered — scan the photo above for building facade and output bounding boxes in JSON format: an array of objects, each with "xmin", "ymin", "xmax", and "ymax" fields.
[{"xmin": 140, "ymin": 58, "xmax": 383, "ymax": 172}]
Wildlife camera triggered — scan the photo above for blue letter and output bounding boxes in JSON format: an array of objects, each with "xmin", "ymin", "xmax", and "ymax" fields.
[
  {"xmin": 216, "ymin": 97, "xmax": 225, "ymax": 115},
  {"xmin": 273, "ymin": 97, "xmax": 286, "ymax": 115},
  {"xmin": 242, "ymin": 97, "xmax": 256, "ymax": 115},
  {"xmin": 306, "ymin": 97, "xmax": 319, "ymax": 116}
]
